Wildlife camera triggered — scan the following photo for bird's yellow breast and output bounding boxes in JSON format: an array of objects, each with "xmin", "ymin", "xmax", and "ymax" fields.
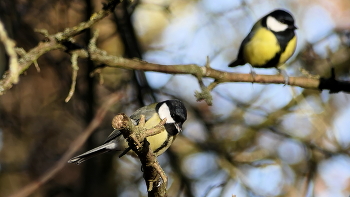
[
  {"xmin": 279, "ymin": 35, "xmax": 297, "ymax": 64},
  {"xmin": 243, "ymin": 28, "xmax": 281, "ymax": 67},
  {"xmin": 144, "ymin": 113, "xmax": 173, "ymax": 156}
]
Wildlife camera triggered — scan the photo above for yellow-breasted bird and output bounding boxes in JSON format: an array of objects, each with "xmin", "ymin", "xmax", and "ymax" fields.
[
  {"xmin": 228, "ymin": 9, "xmax": 297, "ymax": 83},
  {"xmin": 68, "ymin": 100, "xmax": 187, "ymax": 164}
]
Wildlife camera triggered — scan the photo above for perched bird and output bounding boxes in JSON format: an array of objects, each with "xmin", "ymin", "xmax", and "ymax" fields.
[
  {"xmin": 68, "ymin": 99, "xmax": 187, "ymax": 164},
  {"xmin": 228, "ymin": 9, "xmax": 297, "ymax": 82}
]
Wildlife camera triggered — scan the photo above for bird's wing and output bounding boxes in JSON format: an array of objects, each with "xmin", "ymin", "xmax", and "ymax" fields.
[
  {"xmin": 103, "ymin": 129, "xmax": 123, "ymax": 144},
  {"xmin": 229, "ymin": 23, "xmax": 260, "ymax": 67},
  {"xmin": 228, "ymin": 33, "xmax": 254, "ymax": 67},
  {"xmin": 129, "ymin": 103, "xmax": 158, "ymax": 124},
  {"xmin": 103, "ymin": 103, "xmax": 158, "ymax": 144}
]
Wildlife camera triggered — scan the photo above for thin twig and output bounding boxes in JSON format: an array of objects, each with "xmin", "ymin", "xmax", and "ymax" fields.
[
  {"xmin": 65, "ymin": 52, "xmax": 79, "ymax": 102},
  {"xmin": 33, "ymin": 60, "xmax": 40, "ymax": 72},
  {"xmin": 0, "ymin": 19, "xmax": 19, "ymax": 84}
]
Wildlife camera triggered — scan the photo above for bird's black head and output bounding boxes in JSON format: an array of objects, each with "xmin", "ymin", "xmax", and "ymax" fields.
[
  {"xmin": 262, "ymin": 9, "xmax": 297, "ymax": 32},
  {"xmin": 156, "ymin": 99, "xmax": 187, "ymax": 132}
]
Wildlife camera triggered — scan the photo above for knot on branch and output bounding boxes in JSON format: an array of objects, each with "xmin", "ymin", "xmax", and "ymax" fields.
[
  {"xmin": 193, "ymin": 57, "xmax": 220, "ymax": 105},
  {"xmin": 194, "ymin": 78, "xmax": 219, "ymax": 106},
  {"xmin": 195, "ymin": 87, "xmax": 213, "ymax": 105},
  {"xmin": 112, "ymin": 113, "xmax": 129, "ymax": 130}
]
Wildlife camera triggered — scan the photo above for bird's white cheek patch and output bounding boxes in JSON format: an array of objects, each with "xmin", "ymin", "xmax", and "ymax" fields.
[
  {"xmin": 267, "ymin": 16, "xmax": 288, "ymax": 32},
  {"xmin": 158, "ymin": 103, "xmax": 175, "ymax": 123}
]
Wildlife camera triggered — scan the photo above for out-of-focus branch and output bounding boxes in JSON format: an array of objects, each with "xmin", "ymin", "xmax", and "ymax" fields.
[
  {"xmin": 2, "ymin": 32, "xmax": 340, "ymax": 101},
  {"xmin": 0, "ymin": 36, "xmax": 64, "ymax": 94},
  {"xmin": 86, "ymin": 47, "xmax": 350, "ymax": 104},
  {"xmin": 0, "ymin": 0, "xmax": 121, "ymax": 95},
  {"xmin": 113, "ymin": 0, "xmax": 156, "ymax": 105},
  {"xmin": 54, "ymin": 0, "xmax": 120, "ymax": 42},
  {"xmin": 8, "ymin": 93, "xmax": 122, "ymax": 197},
  {"xmin": 111, "ymin": 114, "xmax": 168, "ymax": 197}
]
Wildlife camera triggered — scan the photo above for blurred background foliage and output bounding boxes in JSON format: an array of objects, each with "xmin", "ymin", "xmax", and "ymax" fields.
[{"xmin": 1, "ymin": 0, "xmax": 350, "ymax": 197}]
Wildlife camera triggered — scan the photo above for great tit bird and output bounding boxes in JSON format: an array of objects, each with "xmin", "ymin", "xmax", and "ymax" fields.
[
  {"xmin": 68, "ymin": 99, "xmax": 187, "ymax": 164},
  {"xmin": 228, "ymin": 9, "xmax": 297, "ymax": 81}
]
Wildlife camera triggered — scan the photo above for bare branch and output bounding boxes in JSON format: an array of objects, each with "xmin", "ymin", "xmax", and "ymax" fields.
[
  {"xmin": 0, "ymin": 34, "xmax": 64, "ymax": 94},
  {"xmin": 0, "ymin": 0, "xmax": 121, "ymax": 95}
]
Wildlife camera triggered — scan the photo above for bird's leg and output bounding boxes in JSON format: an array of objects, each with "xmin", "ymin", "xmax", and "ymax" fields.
[
  {"xmin": 278, "ymin": 68, "xmax": 289, "ymax": 85},
  {"xmin": 249, "ymin": 65, "xmax": 257, "ymax": 83}
]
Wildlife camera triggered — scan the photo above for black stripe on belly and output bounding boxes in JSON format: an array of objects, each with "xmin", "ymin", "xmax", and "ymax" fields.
[
  {"xmin": 153, "ymin": 124, "xmax": 178, "ymax": 154},
  {"xmin": 258, "ymin": 52, "xmax": 281, "ymax": 68},
  {"xmin": 154, "ymin": 135, "xmax": 173, "ymax": 154},
  {"xmin": 275, "ymin": 30, "xmax": 295, "ymax": 53}
]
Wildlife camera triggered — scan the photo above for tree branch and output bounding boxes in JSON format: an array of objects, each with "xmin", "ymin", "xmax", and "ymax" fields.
[
  {"xmin": 0, "ymin": 0, "xmax": 121, "ymax": 95},
  {"xmin": 112, "ymin": 114, "xmax": 168, "ymax": 197},
  {"xmin": 4, "ymin": 31, "xmax": 346, "ymax": 102}
]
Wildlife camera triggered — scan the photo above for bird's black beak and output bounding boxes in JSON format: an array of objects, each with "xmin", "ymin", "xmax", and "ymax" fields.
[{"xmin": 290, "ymin": 24, "xmax": 297, "ymax": 30}]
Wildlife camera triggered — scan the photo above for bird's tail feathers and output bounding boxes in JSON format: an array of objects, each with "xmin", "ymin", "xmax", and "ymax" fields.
[
  {"xmin": 228, "ymin": 59, "xmax": 245, "ymax": 67},
  {"xmin": 68, "ymin": 141, "xmax": 119, "ymax": 165}
]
